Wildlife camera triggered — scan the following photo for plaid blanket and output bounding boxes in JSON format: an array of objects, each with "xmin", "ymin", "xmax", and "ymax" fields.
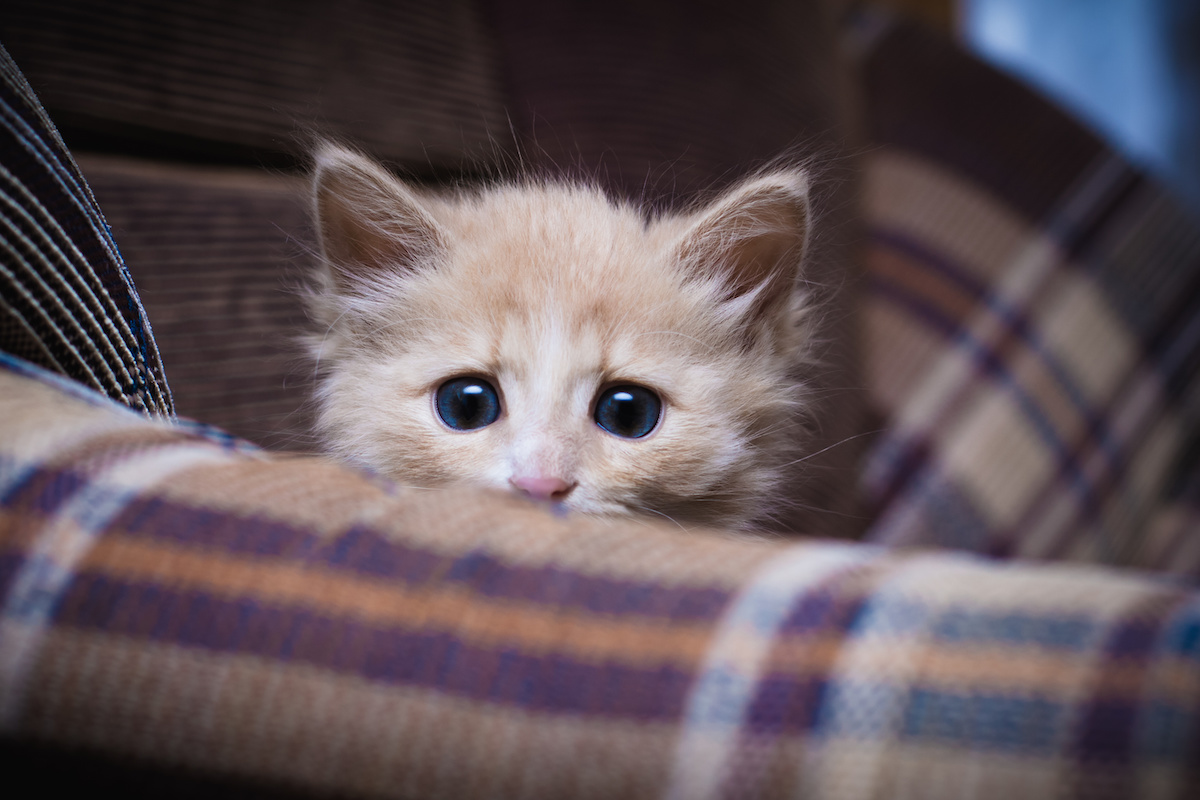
[
  {"xmin": 1, "ymin": 353, "xmax": 1198, "ymax": 798},
  {"xmin": 3, "ymin": 10, "xmax": 1200, "ymax": 799},
  {"xmin": 857, "ymin": 22, "xmax": 1200, "ymax": 579}
]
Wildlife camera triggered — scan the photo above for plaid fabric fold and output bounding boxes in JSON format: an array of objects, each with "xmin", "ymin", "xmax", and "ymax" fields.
[
  {"xmin": 2, "ymin": 355, "xmax": 1197, "ymax": 799},
  {"xmin": 0, "ymin": 44, "xmax": 172, "ymax": 417},
  {"xmin": 857, "ymin": 20, "xmax": 1200, "ymax": 578}
]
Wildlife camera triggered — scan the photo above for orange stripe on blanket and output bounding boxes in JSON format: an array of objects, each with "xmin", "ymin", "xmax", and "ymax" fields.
[
  {"xmin": 74, "ymin": 533, "xmax": 722, "ymax": 667},
  {"xmin": 770, "ymin": 639, "xmax": 1197, "ymax": 702}
]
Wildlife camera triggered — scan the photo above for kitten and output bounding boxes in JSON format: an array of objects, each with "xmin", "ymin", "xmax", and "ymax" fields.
[{"xmin": 306, "ymin": 143, "xmax": 817, "ymax": 531}]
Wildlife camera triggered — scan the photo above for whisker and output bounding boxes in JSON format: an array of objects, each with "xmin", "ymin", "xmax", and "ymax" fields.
[
  {"xmin": 778, "ymin": 428, "xmax": 884, "ymax": 469},
  {"xmin": 361, "ymin": 315, "xmax": 464, "ymax": 339},
  {"xmin": 630, "ymin": 504, "xmax": 689, "ymax": 534}
]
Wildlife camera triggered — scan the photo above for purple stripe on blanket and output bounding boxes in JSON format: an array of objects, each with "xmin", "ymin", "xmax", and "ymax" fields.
[
  {"xmin": 111, "ymin": 492, "xmax": 732, "ymax": 621},
  {"xmin": 862, "ymin": 432, "xmax": 936, "ymax": 517},
  {"xmin": 870, "ymin": 276, "xmax": 1106, "ymax": 513},
  {"xmin": 433, "ymin": 547, "xmax": 731, "ymax": 619},
  {"xmin": 0, "ymin": 551, "xmax": 25, "ymax": 594},
  {"xmin": 116, "ymin": 495, "xmax": 323, "ymax": 558},
  {"xmin": 874, "ymin": 230, "xmax": 1123, "ymax": 462},
  {"xmin": 868, "ymin": 256, "xmax": 1188, "ymax": 557},
  {"xmin": 864, "ymin": 441, "xmax": 995, "ymax": 553},
  {"xmin": 1140, "ymin": 261, "xmax": 1200, "ymax": 398},
  {"xmin": 742, "ymin": 674, "xmax": 827, "ymax": 733},
  {"xmin": 2, "ymin": 467, "xmax": 89, "ymax": 513},
  {"xmin": 871, "ymin": 232, "xmax": 1123, "ymax": 463},
  {"xmin": 53, "ymin": 571, "xmax": 695, "ymax": 720},
  {"xmin": 1073, "ymin": 597, "xmax": 1197, "ymax": 771},
  {"xmin": 776, "ymin": 586, "xmax": 868, "ymax": 634},
  {"xmin": 918, "ymin": 476, "xmax": 994, "ymax": 551},
  {"xmin": 1105, "ymin": 615, "xmax": 1172, "ymax": 658},
  {"xmin": 318, "ymin": 523, "xmax": 437, "ymax": 577}
]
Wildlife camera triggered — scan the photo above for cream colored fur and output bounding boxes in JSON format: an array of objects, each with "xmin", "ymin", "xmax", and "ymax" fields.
[{"xmin": 307, "ymin": 143, "xmax": 817, "ymax": 531}]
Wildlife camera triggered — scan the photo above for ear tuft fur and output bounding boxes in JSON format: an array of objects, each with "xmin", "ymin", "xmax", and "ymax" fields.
[
  {"xmin": 676, "ymin": 170, "xmax": 810, "ymax": 310},
  {"xmin": 312, "ymin": 143, "xmax": 445, "ymax": 292}
]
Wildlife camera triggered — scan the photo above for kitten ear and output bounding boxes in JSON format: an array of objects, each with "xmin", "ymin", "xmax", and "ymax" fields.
[
  {"xmin": 676, "ymin": 170, "xmax": 810, "ymax": 318},
  {"xmin": 312, "ymin": 143, "xmax": 445, "ymax": 291}
]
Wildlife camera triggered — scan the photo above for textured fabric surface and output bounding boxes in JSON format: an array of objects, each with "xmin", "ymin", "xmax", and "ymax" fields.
[
  {"xmin": 0, "ymin": 45, "xmax": 171, "ymax": 416},
  {"xmin": 483, "ymin": 0, "xmax": 849, "ymax": 205},
  {"xmin": 856, "ymin": 20, "xmax": 1200, "ymax": 577},
  {"xmin": 2, "ymin": 353, "xmax": 1198, "ymax": 800},
  {"xmin": 0, "ymin": 0, "xmax": 514, "ymax": 170},
  {"xmin": 77, "ymin": 155, "xmax": 316, "ymax": 450}
]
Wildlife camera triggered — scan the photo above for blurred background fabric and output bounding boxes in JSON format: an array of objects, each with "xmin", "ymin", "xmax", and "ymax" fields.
[{"xmin": 880, "ymin": 0, "xmax": 1200, "ymax": 215}]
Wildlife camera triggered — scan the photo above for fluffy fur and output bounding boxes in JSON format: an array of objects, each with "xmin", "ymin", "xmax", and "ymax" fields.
[{"xmin": 306, "ymin": 144, "xmax": 817, "ymax": 531}]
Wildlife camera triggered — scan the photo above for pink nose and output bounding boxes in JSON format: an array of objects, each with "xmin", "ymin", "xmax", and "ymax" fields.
[{"xmin": 510, "ymin": 475, "xmax": 575, "ymax": 502}]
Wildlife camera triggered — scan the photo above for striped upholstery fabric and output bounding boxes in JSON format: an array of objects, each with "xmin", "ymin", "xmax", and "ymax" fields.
[
  {"xmin": 2, "ymin": 353, "xmax": 1198, "ymax": 799},
  {"xmin": 0, "ymin": 0, "xmax": 513, "ymax": 169},
  {"xmin": 0, "ymin": 46, "xmax": 171, "ymax": 417},
  {"xmin": 76, "ymin": 156, "xmax": 317, "ymax": 451},
  {"xmin": 857, "ymin": 21, "xmax": 1200, "ymax": 578}
]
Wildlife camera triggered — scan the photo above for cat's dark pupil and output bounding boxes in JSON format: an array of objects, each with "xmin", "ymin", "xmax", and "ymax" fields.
[
  {"xmin": 437, "ymin": 379, "xmax": 658, "ymax": 437},
  {"xmin": 437, "ymin": 378, "xmax": 500, "ymax": 430},
  {"xmin": 595, "ymin": 385, "xmax": 660, "ymax": 439}
]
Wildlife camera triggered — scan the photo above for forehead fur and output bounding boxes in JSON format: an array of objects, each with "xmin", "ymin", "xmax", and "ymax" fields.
[{"xmin": 359, "ymin": 183, "xmax": 745, "ymax": 368}]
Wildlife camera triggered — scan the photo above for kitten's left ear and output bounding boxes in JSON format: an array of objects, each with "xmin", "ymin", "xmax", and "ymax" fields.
[{"xmin": 675, "ymin": 170, "xmax": 810, "ymax": 320}]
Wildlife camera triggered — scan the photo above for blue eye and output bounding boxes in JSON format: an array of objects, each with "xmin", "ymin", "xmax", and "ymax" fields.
[
  {"xmin": 594, "ymin": 385, "xmax": 661, "ymax": 439},
  {"xmin": 436, "ymin": 377, "xmax": 501, "ymax": 430}
]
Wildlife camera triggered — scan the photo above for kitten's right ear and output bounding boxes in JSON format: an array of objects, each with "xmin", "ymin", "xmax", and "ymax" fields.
[{"xmin": 312, "ymin": 143, "xmax": 444, "ymax": 291}]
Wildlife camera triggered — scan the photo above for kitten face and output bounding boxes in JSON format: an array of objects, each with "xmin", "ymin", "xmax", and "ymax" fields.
[{"xmin": 308, "ymin": 144, "xmax": 813, "ymax": 530}]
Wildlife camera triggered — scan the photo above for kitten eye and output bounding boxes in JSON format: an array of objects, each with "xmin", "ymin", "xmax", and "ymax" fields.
[
  {"xmin": 594, "ymin": 385, "xmax": 661, "ymax": 439},
  {"xmin": 436, "ymin": 377, "xmax": 501, "ymax": 431}
]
